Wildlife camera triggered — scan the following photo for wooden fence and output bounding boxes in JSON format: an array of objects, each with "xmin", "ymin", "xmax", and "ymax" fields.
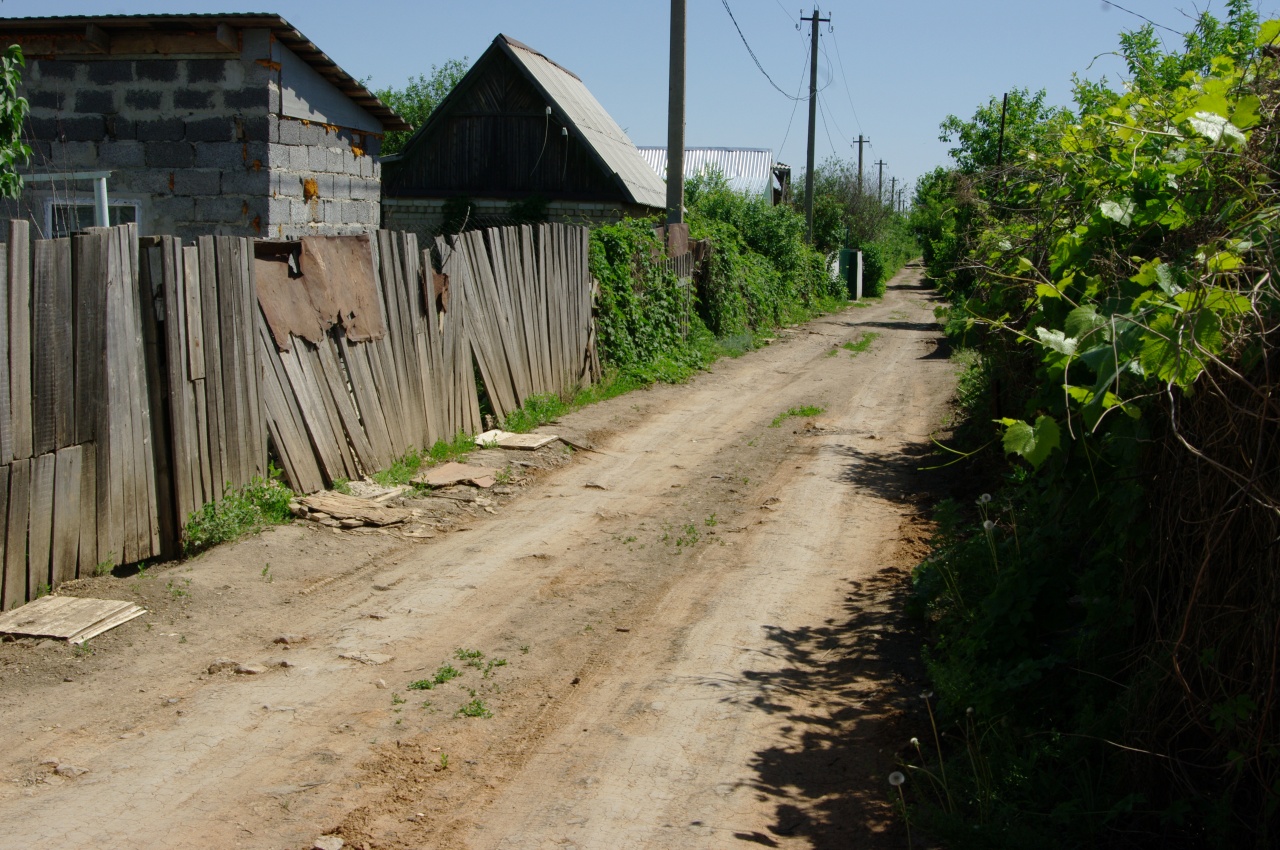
[{"xmin": 0, "ymin": 220, "xmax": 598, "ymax": 611}]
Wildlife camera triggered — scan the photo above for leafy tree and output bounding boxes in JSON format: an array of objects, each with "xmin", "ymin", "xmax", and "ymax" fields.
[
  {"xmin": 0, "ymin": 44, "xmax": 31, "ymax": 199},
  {"xmin": 938, "ymin": 87, "xmax": 1069, "ymax": 173},
  {"xmin": 371, "ymin": 57, "xmax": 470, "ymax": 156}
]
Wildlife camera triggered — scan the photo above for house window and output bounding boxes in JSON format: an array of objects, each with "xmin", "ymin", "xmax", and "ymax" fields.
[{"xmin": 44, "ymin": 199, "xmax": 140, "ymax": 238}]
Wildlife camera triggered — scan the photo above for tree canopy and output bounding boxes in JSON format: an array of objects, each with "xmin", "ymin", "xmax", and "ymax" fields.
[{"xmin": 372, "ymin": 57, "xmax": 470, "ymax": 157}]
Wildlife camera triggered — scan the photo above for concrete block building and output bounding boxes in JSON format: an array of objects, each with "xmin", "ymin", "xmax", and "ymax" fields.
[{"xmin": 0, "ymin": 14, "xmax": 409, "ymax": 241}]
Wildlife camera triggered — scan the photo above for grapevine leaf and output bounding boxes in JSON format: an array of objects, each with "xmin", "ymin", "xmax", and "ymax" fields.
[
  {"xmin": 999, "ymin": 416, "xmax": 1061, "ymax": 469},
  {"xmin": 1100, "ymin": 198, "xmax": 1135, "ymax": 226},
  {"xmin": 1035, "ymin": 327, "xmax": 1077, "ymax": 355}
]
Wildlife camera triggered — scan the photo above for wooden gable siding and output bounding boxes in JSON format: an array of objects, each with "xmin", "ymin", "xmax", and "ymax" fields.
[{"xmin": 383, "ymin": 54, "xmax": 620, "ymax": 201}]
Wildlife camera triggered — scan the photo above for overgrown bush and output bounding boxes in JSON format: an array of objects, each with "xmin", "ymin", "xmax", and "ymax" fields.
[
  {"xmin": 909, "ymin": 4, "xmax": 1280, "ymax": 847},
  {"xmin": 183, "ymin": 469, "xmax": 294, "ymax": 556}
]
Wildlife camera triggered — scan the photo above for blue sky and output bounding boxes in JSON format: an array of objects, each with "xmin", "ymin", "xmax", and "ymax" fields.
[{"xmin": 2, "ymin": 1, "xmax": 1274, "ymax": 198}]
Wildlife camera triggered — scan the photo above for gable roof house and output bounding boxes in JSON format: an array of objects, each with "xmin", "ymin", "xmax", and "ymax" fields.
[
  {"xmin": 0, "ymin": 14, "xmax": 409, "ymax": 241},
  {"xmin": 381, "ymin": 35, "xmax": 665, "ymax": 236}
]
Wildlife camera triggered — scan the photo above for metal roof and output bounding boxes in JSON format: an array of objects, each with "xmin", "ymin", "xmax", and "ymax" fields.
[
  {"xmin": 0, "ymin": 14, "xmax": 410, "ymax": 132},
  {"xmin": 496, "ymin": 36, "xmax": 666, "ymax": 210},
  {"xmin": 637, "ymin": 147, "xmax": 778, "ymax": 197}
]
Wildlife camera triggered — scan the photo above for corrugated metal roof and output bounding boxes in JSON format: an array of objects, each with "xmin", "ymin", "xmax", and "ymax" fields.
[
  {"xmin": 637, "ymin": 147, "xmax": 778, "ymax": 197},
  {"xmin": 0, "ymin": 14, "xmax": 410, "ymax": 132},
  {"xmin": 497, "ymin": 36, "xmax": 666, "ymax": 210}
]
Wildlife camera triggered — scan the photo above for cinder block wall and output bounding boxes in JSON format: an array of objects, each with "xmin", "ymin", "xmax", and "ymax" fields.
[
  {"xmin": 266, "ymin": 121, "xmax": 381, "ymax": 240},
  {"xmin": 2, "ymin": 26, "xmax": 383, "ymax": 242}
]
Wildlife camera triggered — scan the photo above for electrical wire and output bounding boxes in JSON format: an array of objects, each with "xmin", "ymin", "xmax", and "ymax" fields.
[
  {"xmin": 817, "ymin": 96, "xmax": 841, "ymax": 158},
  {"xmin": 776, "ymin": 44, "xmax": 810, "ymax": 156},
  {"xmin": 720, "ymin": 0, "xmax": 805, "ymax": 101},
  {"xmin": 1098, "ymin": 0, "xmax": 1184, "ymax": 35},
  {"xmin": 828, "ymin": 32, "xmax": 863, "ymax": 136}
]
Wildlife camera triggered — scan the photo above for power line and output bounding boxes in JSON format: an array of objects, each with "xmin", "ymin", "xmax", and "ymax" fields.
[
  {"xmin": 828, "ymin": 31, "xmax": 863, "ymax": 136},
  {"xmin": 817, "ymin": 96, "xmax": 840, "ymax": 158},
  {"xmin": 777, "ymin": 44, "xmax": 810, "ymax": 155},
  {"xmin": 720, "ymin": 0, "xmax": 805, "ymax": 101},
  {"xmin": 1098, "ymin": 0, "xmax": 1184, "ymax": 35}
]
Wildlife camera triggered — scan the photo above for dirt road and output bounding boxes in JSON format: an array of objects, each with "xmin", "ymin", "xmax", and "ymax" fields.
[{"xmin": 0, "ymin": 265, "xmax": 955, "ymax": 849}]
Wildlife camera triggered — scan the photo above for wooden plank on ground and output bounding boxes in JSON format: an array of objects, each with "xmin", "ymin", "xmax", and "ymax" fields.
[
  {"xmin": 28, "ymin": 452, "xmax": 55, "ymax": 600},
  {"xmin": 3, "ymin": 459, "xmax": 28, "ymax": 610},
  {"xmin": 0, "ymin": 594, "xmax": 146, "ymax": 643},
  {"xmin": 78, "ymin": 442, "xmax": 96, "ymax": 575},
  {"xmin": 52, "ymin": 445, "xmax": 81, "ymax": 588},
  {"xmin": 72, "ymin": 233, "xmax": 103, "ymax": 447},
  {"xmin": 298, "ymin": 491, "xmax": 410, "ymax": 526}
]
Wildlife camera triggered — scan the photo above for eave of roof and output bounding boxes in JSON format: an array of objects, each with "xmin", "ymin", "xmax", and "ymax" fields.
[{"xmin": 0, "ymin": 13, "xmax": 411, "ymax": 132}]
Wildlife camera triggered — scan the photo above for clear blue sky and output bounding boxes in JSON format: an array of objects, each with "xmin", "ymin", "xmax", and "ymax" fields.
[{"xmin": 2, "ymin": 1, "xmax": 1274, "ymax": 199}]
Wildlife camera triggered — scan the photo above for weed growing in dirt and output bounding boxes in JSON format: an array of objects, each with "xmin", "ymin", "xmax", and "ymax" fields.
[
  {"xmin": 373, "ymin": 447, "xmax": 424, "ymax": 487},
  {"xmin": 261, "ymin": 563, "xmax": 273, "ymax": 583},
  {"xmin": 826, "ymin": 347, "xmax": 839, "ymax": 357},
  {"xmin": 72, "ymin": 642, "xmax": 94, "ymax": 657},
  {"xmin": 409, "ymin": 665, "xmax": 462, "ymax": 690},
  {"xmin": 330, "ymin": 477, "xmax": 352, "ymax": 495},
  {"xmin": 35, "ymin": 582, "xmax": 51, "ymax": 598},
  {"xmin": 770, "ymin": 405, "xmax": 826, "ymax": 427},
  {"xmin": 482, "ymin": 658, "xmax": 507, "ymax": 678},
  {"xmin": 166, "ymin": 578, "xmax": 191, "ymax": 599},
  {"xmin": 93, "ymin": 559, "xmax": 115, "ymax": 577},
  {"xmin": 502, "ymin": 393, "xmax": 569, "ymax": 433},
  {"xmin": 676, "ymin": 524, "xmax": 700, "ymax": 547},
  {"xmin": 842, "ymin": 332, "xmax": 881, "ymax": 356},
  {"xmin": 456, "ymin": 698, "xmax": 492, "ymax": 718},
  {"xmin": 391, "ymin": 693, "xmax": 406, "ymax": 706},
  {"xmin": 494, "ymin": 465, "xmax": 513, "ymax": 485},
  {"xmin": 428, "ymin": 432, "xmax": 477, "ymax": 465},
  {"xmin": 705, "ymin": 513, "xmax": 718, "ymax": 527},
  {"xmin": 454, "ymin": 647, "xmax": 485, "ymax": 669},
  {"xmin": 519, "ymin": 644, "xmax": 530, "ymax": 654},
  {"xmin": 182, "ymin": 467, "xmax": 294, "ymax": 556},
  {"xmin": 438, "ymin": 753, "xmax": 449, "ymax": 770}
]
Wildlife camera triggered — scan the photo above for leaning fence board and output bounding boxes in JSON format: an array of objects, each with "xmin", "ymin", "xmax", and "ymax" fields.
[
  {"xmin": 198, "ymin": 236, "xmax": 227, "ymax": 494},
  {"xmin": 3, "ymin": 459, "xmax": 29, "ymax": 611},
  {"xmin": 31, "ymin": 240, "xmax": 58, "ymax": 457},
  {"xmin": 52, "ymin": 445, "xmax": 81, "ymax": 588},
  {"xmin": 159, "ymin": 241, "xmax": 196, "ymax": 526},
  {"xmin": 0, "ymin": 465, "xmax": 9, "ymax": 607},
  {"xmin": 9, "ymin": 221, "xmax": 31, "ymax": 461},
  {"xmin": 120, "ymin": 226, "xmax": 159, "ymax": 561},
  {"xmin": 139, "ymin": 242, "xmax": 175, "ymax": 557},
  {"xmin": 28, "ymin": 452, "xmax": 55, "ymax": 600},
  {"xmin": 77, "ymin": 442, "xmax": 96, "ymax": 575},
  {"xmin": 256, "ymin": 316, "xmax": 325, "ymax": 494},
  {"xmin": 215, "ymin": 238, "xmax": 246, "ymax": 488},
  {"xmin": 182, "ymin": 246, "xmax": 213, "ymax": 504},
  {"xmin": 72, "ymin": 233, "xmax": 103, "ymax": 447}
]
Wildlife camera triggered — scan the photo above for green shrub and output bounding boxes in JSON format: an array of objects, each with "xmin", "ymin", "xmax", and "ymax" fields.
[{"xmin": 183, "ymin": 468, "xmax": 294, "ymax": 556}]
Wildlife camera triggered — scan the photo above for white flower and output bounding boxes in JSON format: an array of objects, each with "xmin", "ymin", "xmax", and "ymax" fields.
[
  {"xmin": 983, "ymin": 520, "xmax": 995, "ymax": 532},
  {"xmin": 889, "ymin": 771, "xmax": 906, "ymax": 787},
  {"xmin": 910, "ymin": 737, "xmax": 920, "ymax": 747},
  {"xmin": 979, "ymin": 493, "xmax": 992, "ymax": 504}
]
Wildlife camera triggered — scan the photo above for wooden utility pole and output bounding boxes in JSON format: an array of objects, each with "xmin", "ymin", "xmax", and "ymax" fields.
[
  {"xmin": 875, "ymin": 159, "xmax": 886, "ymax": 202},
  {"xmin": 802, "ymin": 7, "xmax": 830, "ymax": 243},
  {"xmin": 889, "ymin": 176, "xmax": 897, "ymax": 209},
  {"xmin": 854, "ymin": 135, "xmax": 869, "ymax": 195},
  {"xmin": 665, "ymin": 0, "xmax": 686, "ymax": 225},
  {"xmin": 996, "ymin": 91, "xmax": 1008, "ymax": 169}
]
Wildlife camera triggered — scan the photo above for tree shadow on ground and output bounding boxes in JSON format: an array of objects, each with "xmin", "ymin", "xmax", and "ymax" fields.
[{"xmin": 700, "ymin": 439, "xmax": 955, "ymax": 847}]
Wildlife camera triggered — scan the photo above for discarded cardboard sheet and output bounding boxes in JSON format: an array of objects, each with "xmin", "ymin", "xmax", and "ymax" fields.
[
  {"xmin": 415, "ymin": 462, "xmax": 496, "ymax": 489},
  {"xmin": 0, "ymin": 596, "xmax": 147, "ymax": 645},
  {"xmin": 474, "ymin": 429, "xmax": 560, "ymax": 450},
  {"xmin": 299, "ymin": 492, "xmax": 411, "ymax": 526}
]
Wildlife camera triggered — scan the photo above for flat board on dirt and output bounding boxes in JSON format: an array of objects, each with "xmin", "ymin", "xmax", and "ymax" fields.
[
  {"xmin": 0, "ymin": 595, "xmax": 146, "ymax": 644},
  {"xmin": 413, "ymin": 461, "xmax": 496, "ymax": 488},
  {"xmin": 474, "ymin": 429, "xmax": 559, "ymax": 450},
  {"xmin": 298, "ymin": 492, "xmax": 410, "ymax": 526}
]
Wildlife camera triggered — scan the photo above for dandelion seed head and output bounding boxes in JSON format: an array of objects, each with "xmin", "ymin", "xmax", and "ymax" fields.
[
  {"xmin": 979, "ymin": 493, "xmax": 992, "ymax": 503},
  {"xmin": 889, "ymin": 771, "xmax": 906, "ymax": 787},
  {"xmin": 983, "ymin": 520, "xmax": 995, "ymax": 532},
  {"xmin": 910, "ymin": 737, "xmax": 920, "ymax": 747},
  {"xmin": 921, "ymin": 690, "xmax": 934, "ymax": 700}
]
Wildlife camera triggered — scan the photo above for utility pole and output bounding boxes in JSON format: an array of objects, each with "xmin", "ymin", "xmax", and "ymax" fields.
[
  {"xmin": 875, "ymin": 159, "xmax": 886, "ymax": 203},
  {"xmin": 889, "ymin": 176, "xmax": 897, "ymax": 210},
  {"xmin": 897, "ymin": 188, "xmax": 905, "ymax": 213},
  {"xmin": 665, "ymin": 0, "xmax": 686, "ymax": 226},
  {"xmin": 854, "ymin": 135, "xmax": 869, "ymax": 195},
  {"xmin": 802, "ymin": 6, "xmax": 830, "ymax": 243},
  {"xmin": 996, "ymin": 92, "xmax": 1008, "ymax": 169}
]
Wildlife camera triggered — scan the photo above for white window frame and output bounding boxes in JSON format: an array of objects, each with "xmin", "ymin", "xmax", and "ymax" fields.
[{"xmin": 44, "ymin": 196, "xmax": 143, "ymax": 237}]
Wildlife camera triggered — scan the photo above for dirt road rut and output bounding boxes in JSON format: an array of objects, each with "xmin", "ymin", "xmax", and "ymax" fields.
[{"xmin": 0, "ymin": 266, "xmax": 954, "ymax": 849}]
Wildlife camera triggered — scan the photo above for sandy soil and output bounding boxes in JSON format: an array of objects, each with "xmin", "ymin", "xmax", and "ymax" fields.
[{"xmin": 0, "ymin": 265, "xmax": 957, "ymax": 850}]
